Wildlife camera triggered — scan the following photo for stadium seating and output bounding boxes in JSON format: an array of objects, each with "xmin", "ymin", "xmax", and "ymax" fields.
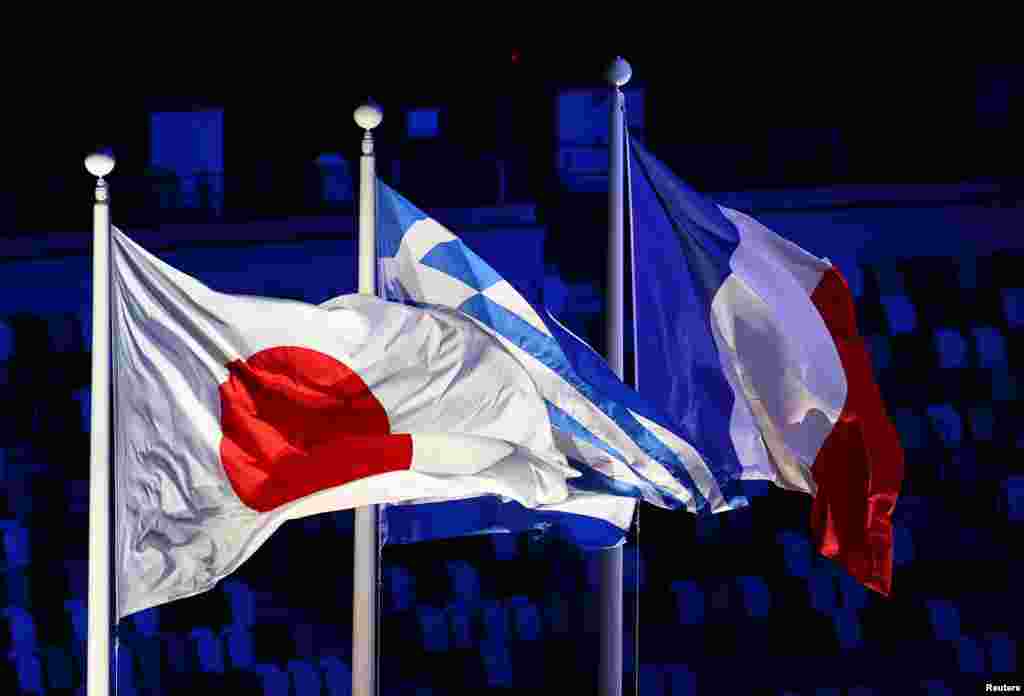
[{"xmin": 3, "ymin": 245, "xmax": 1021, "ymax": 693}]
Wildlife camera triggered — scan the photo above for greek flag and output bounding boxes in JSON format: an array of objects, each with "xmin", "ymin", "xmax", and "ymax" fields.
[{"xmin": 376, "ymin": 182, "xmax": 746, "ymax": 548}]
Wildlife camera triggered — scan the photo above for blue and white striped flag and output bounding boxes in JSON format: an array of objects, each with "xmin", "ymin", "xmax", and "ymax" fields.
[{"xmin": 375, "ymin": 182, "xmax": 746, "ymax": 547}]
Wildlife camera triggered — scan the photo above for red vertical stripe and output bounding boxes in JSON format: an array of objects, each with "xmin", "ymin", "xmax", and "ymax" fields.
[
  {"xmin": 219, "ymin": 346, "xmax": 413, "ymax": 513},
  {"xmin": 809, "ymin": 268, "xmax": 905, "ymax": 596}
]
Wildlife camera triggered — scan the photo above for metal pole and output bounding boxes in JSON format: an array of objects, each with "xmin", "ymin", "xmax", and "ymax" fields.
[
  {"xmin": 599, "ymin": 56, "xmax": 632, "ymax": 696},
  {"xmin": 352, "ymin": 101, "xmax": 383, "ymax": 696},
  {"xmin": 85, "ymin": 150, "xmax": 115, "ymax": 696}
]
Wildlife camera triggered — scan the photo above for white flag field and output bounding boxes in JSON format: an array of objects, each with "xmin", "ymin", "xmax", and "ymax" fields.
[{"xmin": 112, "ymin": 226, "xmax": 581, "ymax": 617}]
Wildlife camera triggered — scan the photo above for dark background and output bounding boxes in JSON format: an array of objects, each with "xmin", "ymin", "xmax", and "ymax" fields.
[{"xmin": 1, "ymin": 49, "xmax": 1021, "ymax": 694}]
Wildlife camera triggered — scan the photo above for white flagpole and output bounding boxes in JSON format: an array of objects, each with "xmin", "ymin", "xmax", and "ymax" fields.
[
  {"xmin": 352, "ymin": 101, "xmax": 383, "ymax": 696},
  {"xmin": 599, "ymin": 56, "xmax": 632, "ymax": 696},
  {"xmin": 85, "ymin": 151, "xmax": 115, "ymax": 696}
]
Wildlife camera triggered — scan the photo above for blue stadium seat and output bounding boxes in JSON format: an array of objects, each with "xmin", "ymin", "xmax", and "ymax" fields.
[
  {"xmin": 623, "ymin": 545, "xmax": 645, "ymax": 590},
  {"xmin": 292, "ymin": 622, "xmax": 314, "ymax": 656},
  {"xmin": 190, "ymin": 626, "xmax": 225, "ymax": 673},
  {"xmin": 73, "ymin": 387, "xmax": 90, "ymax": 434},
  {"xmin": 252, "ymin": 663, "xmax": 290, "ymax": 695},
  {"xmin": 63, "ymin": 561, "xmax": 87, "ymax": 604},
  {"xmin": 47, "ymin": 314, "xmax": 80, "ymax": 353},
  {"xmin": 480, "ymin": 638, "xmax": 513, "ymax": 687},
  {"xmin": 543, "ymin": 271, "xmax": 570, "ymax": 318},
  {"xmin": 1003, "ymin": 477, "xmax": 1024, "ymax": 522},
  {"xmin": 507, "ymin": 596, "xmax": 541, "ymax": 641},
  {"xmin": 892, "ymin": 524, "xmax": 915, "ymax": 566},
  {"xmin": 879, "ymin": 295, "xmax": 917, "ymax": 334},
  {"xmin": 868, "ymin": 263, "xmax": 906, "ymax": 295},
  {"xmin": 947, "ymin": 446, "xmax": 981, "ymax": 488},
  {"xmin": 892, "ymin": 408, "xmax": 928, "ymax": 450},
  {"xmin": 115, "ymin": 644, "xmax": 138, "ymax": 696},
  {"xmin": 837, "ymin": 571, "xmax": 868, "ymax": 611},
  {"xmin": 68, "ymin": 479, "xmax": 88, "ymax": 515},
  {"xmin": 163, "ymin": 631, "xmax": 191, "ymax": 675},
  {"xmin": 1, "ymin": 521, "xmax": 30, "ymax": 568},
  {"xmin": 10, "ymin": 651, "xmax": 44, "ymax": 695},
  {"xmin": 808, "ymin": 565, "xmax": 838, "ymax": 616},
  {"xmin": 0, "ymin": 319, "xmax": 11, "ymax": 361},
  {"xmin": 723, "ymin": 505, "xmax": 755, "ymax": 542},
  {"xmin": 833, "ymin": 607, "xmax": 863, "ymax": 650},
  {"xmin": 123, "ymin": 634, "xmax": 161, "ymax": 693},
  {"xmin": 3, "ymin": 606, "xmax": 37, "ymax": 652},
  {"xmin": 223, "ymin": 579, "xmax": 255, "ymax": 628},
  {"xmin": 417, "ymin": 605, "xmax": 449, "ymax": 652},
  {"xmin": 542, "ymin": 592, "xmax": 571, "ymax": 635},
  {"xmin": 584, "ymin": 554, "xmax": 601, "ymax": 591},
  {"xmin": 778, "ymin": 531, "xmax": 813, "ymax": 578},
  {"xmin": 77, "ymin": 305, "xmax": 91, "ymax": 349},
  {"xmin": 446, "ymin": 560, "xmax": 480, "ymax": 601},
  {"xmin": 1001, "ymin": 288, "xmax": 1023, "ymax": 328},
  {"xmin": 992, "ymin": 366, "xmax": 1017, "ymax": 402},
  {"xmin": 920, "ymin": 680, "xmax": 953, "ymax": 695},
  {"xmin": 666, "ymin": 663, "xmax": 697, "ymax": 695},
  {"xmin": 447, "ymin": 602, "xmax": 474, "ymax": 649},
  {"xmin": 63, "ymin": 599, "xmax": 86, "ymax": 646},
  {"xmin": 385, "ymin": 565, "xmax": 415, "ymax": 612},
  {"xmin": 42, "ymin": 644, "xmax": 73, "ymax": 691},
  {"xmin": 222, "ymin": 625, "xmax": 255, "ymax": 669},
  {"xmin": 866, "ymin": 335, "xmax": 892, "ymax": 370},
  {"xmin": 926, "ymin": 404, "xmax": 963, "ymax": 448},
  {"xmin": 491, "ymin": 534, "xmax": 518, "ymax": 560},
  {"xmin": 971, "ymin": 327, "xmax": 1008, "ymax": 367},
  {"xmin": 319, "ymin": 656, "xmax": 352, "ymax": 696},
  {"xmin": 933, "ymin": 329, "xmax": 968, "ymax": 368},
  {"xmin": 925, "ymin": 600, "xmax": 961, "ymax": 641},
  {"xmin": 967, "ymin": 406, "xmax": 995, "ymax": 441},
  {"xmin": 698, "ymin": 513, "xmax": 726, "ymax": 544},
  {"xmin": 848, "ymin": 264, "xmax": 865, "ymax": 298},
  {"xmin": 129, "ymin": 606, "xmax": 159, "ymax": 637},
  {"xmin": 957, "ymin": 256, "xmax": 978, "ymax": 290},
  {"xmin": 957, "ymin": 636, "xmax": 985, "ymax": 674},
  {"xmin": 288, "ymin": 659, "xmax": 323, "ymax": 696},
  {"xmin": 986, "ymin": 632, "xmax": 1017, "ymax": 673},
  {"xmin": 669, "ymin": 580, "xmax": 704, "ymax": 626},
  {"xmin": 737, "ymin": 575, "xmax": 771, "ymax": 618},
  {"xmin": 480, "ymin": 599, "xmax": 507, "ymax": 643},
  {"xmin": 638, "ymin": 664, "xmax": 666, "ymax": 695}
]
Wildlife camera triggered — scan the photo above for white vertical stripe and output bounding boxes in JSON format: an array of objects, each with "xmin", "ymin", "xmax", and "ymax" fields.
[{"xmin": 707, "ymin": 207, "xmax": 847, "ymax": 493}]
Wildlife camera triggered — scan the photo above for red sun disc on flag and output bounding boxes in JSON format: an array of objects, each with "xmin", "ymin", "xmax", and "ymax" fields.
[{"xmin": 219, "ymin": 346, "xmax": 412, "ymax": 512}]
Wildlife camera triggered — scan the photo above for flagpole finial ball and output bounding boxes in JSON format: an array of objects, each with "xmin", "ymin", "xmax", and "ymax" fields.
[
  {"xmin": 85, "ymin": 152, "xmax": 115, "ymax": 178},
  {"xmin": 354, "ymin": 102, "xmax": 383, "ymax": 131},
  {"xmin": 606, "ymin": 56, "xmax": 632, "ymax": 87}
]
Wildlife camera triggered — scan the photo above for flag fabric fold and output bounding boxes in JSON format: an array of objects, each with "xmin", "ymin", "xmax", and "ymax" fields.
[
  {"xmin": 111, "ymin": 227, "xmax": 582, "ymax": 617},
  {"xmin": 374, "ymin": 182, "xmax": 748, "ymax": 552},
  {"xmin": 626, "ymin": 133, "xmax": 904, "ymax": 595}
]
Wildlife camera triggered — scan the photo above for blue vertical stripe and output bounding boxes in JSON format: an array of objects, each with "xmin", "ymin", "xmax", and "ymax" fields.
[{"xmin": 629, "ymin": 134, "xmax": 744, "ymax": 485}]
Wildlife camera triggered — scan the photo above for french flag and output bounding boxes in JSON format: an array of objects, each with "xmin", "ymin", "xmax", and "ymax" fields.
[{"xmin": 627, "ymin": 134, "xmax": 905, "ymax": 595}]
